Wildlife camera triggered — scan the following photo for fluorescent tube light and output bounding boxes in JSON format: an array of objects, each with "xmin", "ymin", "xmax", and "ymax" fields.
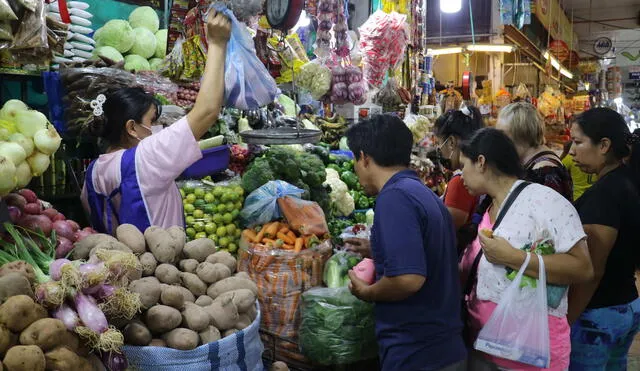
[
  {"xmin": 440, "ymin": 0, "xmax": 462, "ymax": 13},
  {"xmin": 427, "ymin": 47, "xmax": 463, "ymax": 56},
  {"xmin": 465, "ymin": 44, "xmax": 514, "ymax": 53}
]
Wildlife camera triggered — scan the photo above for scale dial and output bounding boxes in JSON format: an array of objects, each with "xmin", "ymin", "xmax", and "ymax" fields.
[{"xmin": 265, "ymin": 0, "xmax": 303, "ymax": 30}]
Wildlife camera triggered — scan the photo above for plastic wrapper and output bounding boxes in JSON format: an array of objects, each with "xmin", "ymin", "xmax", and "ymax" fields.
[
  {"xmin": 296, "ymin": 60, "xmax": 332, "ymax": 100},
  {"xmin": 299, "ymin": 287, "xmax": 377, "ymax": 365},
  {"xmin": 158, "ymin": 105, "xmax": 186, "ymax": 127},
  {"xmin": 358, "ymin": 10, "xmax": 408, "ymax": 87},
  {"xmin": 241, "ymin": 180, "xmax": 305, "ymax": 227},
  {"xmin": 46, "ymin": 16, "xmax": 69, "ymax": 56},
  {"xmin": 277, "ymin": 196, "xmax": 329, "ymax": 237},
  {"xmin": 323, "ymin": 250, "xmax": 362, "ymax": 288},
  {"xmin": 220, "ymin": 0, "xmax": 263, "ymax": 22},
  {"xmin": 11, "ymin": 0, "xmax": 47, "ymax": 50},
  {"xmin": 338, "ymin": 224, "xmax": 370, "ymax": 241},
  {"xmin": 0, "ymin": 0, "xmax": 17, "ymax": 21},
  {"xmin": 159, "ymin": 37, "xmax": 184, "ymax": 80},
  {"xmin": 238, "ymin": 236, "xmax": 332, "ymax": 339},
  {"xmin": 15, "ymin": 0, "xmax": 36, "ymax": 12},
  {"xmin": 374, "ymin": 77, "xmax": 402, "ymax": 110},
  {"xmin": 514, "ymin": 82, "xmax": 531, "ymax": 102},
  {"xmin": 404, "ymin": 113, "xmax": 432, "ymax": 143},
  {"xmin": 181, "ymin": 35, "xmax": 207, "ymax": 80},
  {"xmin": 135, "ymin": 71, "xmax": 179, "ymax": 103}
]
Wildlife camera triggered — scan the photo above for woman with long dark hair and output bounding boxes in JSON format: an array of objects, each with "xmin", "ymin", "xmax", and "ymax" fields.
[
  {"xmin": 567, "ymin": 108, "xmax": 640, "ymax": 369},
  {"xmin": 459, "ymin": 128, "xmax": 592, "ymax": 370}
]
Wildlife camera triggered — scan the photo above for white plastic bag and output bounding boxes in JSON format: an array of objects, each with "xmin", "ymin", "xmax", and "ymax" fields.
[
  {"xmin": 474, "ymin": 253, "xmax": 550, "ymax": 368},
  {"xmin": 240, "ymin": 180, "xmax": 304, "ymax": 227}
]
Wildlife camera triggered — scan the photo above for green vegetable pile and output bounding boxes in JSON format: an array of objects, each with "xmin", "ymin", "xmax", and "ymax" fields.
[
  {"xmin": 299, "ymin": 287, "xmax": 377, "ymax": 365},
  {"xmin": 241, "ymin": 146, "xmax": 330, "ymax": 213},
  {"xmin": 323, "ymin": 251, "xmax": 362, "ymax": 288}
]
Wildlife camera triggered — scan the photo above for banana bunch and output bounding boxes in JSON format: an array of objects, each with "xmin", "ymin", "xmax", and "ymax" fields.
[{"xmin": 311, "ymin": 114, "xmax": 349, "ymax": 149}]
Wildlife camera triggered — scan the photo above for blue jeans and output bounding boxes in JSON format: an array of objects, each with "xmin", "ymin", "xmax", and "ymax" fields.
[{"xmin": 570, "ymin": 297, "xmax": 640, "ymax": 370}]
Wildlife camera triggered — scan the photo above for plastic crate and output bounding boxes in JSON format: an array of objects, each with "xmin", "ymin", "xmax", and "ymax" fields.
[{"xmin": 180, "ymin": 145, "xmax": 230, "ymax": 179}]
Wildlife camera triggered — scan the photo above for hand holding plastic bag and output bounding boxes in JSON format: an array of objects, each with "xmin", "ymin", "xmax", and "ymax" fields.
[
  {"xmin": 475, "ymin": 253, "xmax": 550, "ymax": 368},
  {"xmin": 209, "ymin": 3, "xmax": 280, "ymax": 110}
]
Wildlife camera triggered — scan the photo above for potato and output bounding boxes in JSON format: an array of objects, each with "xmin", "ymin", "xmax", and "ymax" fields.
[
  {"xmin": 144, "ymin": 227, "xmax": 176, "ymax": 263},
  {"xmin": 196, "ymin": 262, "xmax": 231, "ymax": 284},
  {"xmin": 181, "ymin": 303, "xmax": 209, "ymax": 332},
  {"xmin": 0, "ymin": 273, "xmax": 34, "ymax": 303},
  {"xmin": 160, "ymin": 285, "xmax": 185, "ymax": 310},
  {"xmin": 244, "ymin": 304, "xmax": 258, "ymax": 322},
  {"xmin": 87, "ymin": 240, "xmax": 133, "ymax": 259},
  {"xmin": 234, "ymin": 272, "xmax": 251, "ymax": 280},
  {"xmin": 207, "ymin": 277, "xmax": 258, "ymax": 299},
  {"xmin": 167, "ymin": 226, "xmax": 186, "ymax": 258},
  {"xmin": 123, "ymin": 320, "xmax": 152, "ymax": 346},
  {"xmin": 155, "ymin": 264, "xmax": 181, "ymax": 285},
  {"xmin": 3, "ymin": 345, "xmax": 45, "ymax": 371},
  {"xmin": 0, "ymin": 295, "xmax": 47, "ymax": 332},
  {"xmin": 0, "ymin": 326, "xmax": 12, "ymax": 357},
  {"xmin": 198, "ymin": 325, "xmax": 221, "ymax": 345},
  {"xmin": 180, "ymin": 272, "xmax": 207, "ymax": 296},
  {"xmin": 86, "ymin": 354, "xmax": 105, "ymax": 371},
  {"xmin": 149, "ymin": 338, "xmax": 166, "ymax": 347},
  {"xmin": 183, "ymin": 239, "xmax": 216, "ymax": 262},
  {"xmin": 213, "ymin": 289, "xmax": 256, "ymax": 313},
  {"xmin": 195, "ymin": 295, "xmax": 213, "ymax": 307},
  {"xmin": 179, "ymin": 259, "xmax": 199, "ymax": 274},
  {"xmin": 177, "ymin": 286, "xmax": 195, "ymax": 303},
  {"xmin": 72, "ymin": 234, "xmax": 119, "ymax": 260},
  {"xmin": 235, "ymin": 314, "xmax": 252, "ymax": 330},
  {"xmin": 223, "ymin": 329, "xmax": 239, "ymax": 338},
  {"xmin": 0, "ymin": 261, "xmax": 35, "ymax": 285},
  {"xmin": 144, "ymin": 305, "xmax": 182, "ymax": 334},
  {"xmin": 19, "ymin": 318, "xmax": 66, "ymax": 351},
  {"xmin": 44, "ymin": 346, "xmax": 92, "ymax": 371},
  {"xmin": 139, "ymin": 252, "xmax": 157, "ymax": 277},
  {"xmin": 163, "ymin": 328, "xmax": 199, "ymax": 350},
  {"xmin": 270, "ymin": 361, "xmax": 290, "ymax": 371},
  {"xmin": 116, "ymin": 223, "xmax": 146, "ymax": 254},
  {"xmin": 129, "ymin": 277, "xmax": 161, "ymax": 309},
  {"xmin": 205, "ymin": 251, "xmax": 237, "ymax": 273},
  {"xmin": 203, "ymin": 296, "xmax": 238, "ymax": 331},
  {"xmin": 57, "ymin": 331, "xmax": 80, "ymax": 355},
  {"xmin": 126, "ymin": 265, "xmax": 143, "ymax": 281}
]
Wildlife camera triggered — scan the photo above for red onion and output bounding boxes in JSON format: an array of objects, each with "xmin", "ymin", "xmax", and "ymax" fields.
[
  {"xmin": 83, "ymin": 227, "xmax": 96, "ymax": 233},
  {"xmin": 52, "ymin": 213, "xmax": 66, "ymax": 222},
  {"xmin": 78, "ymin": 262, "xmax": 108, "ymax": 287},
  {"xmin": 49, "ymin": 258, "xmax": 71, "ymax": 281},
  {"xmin": 35, "ymin": 281, "xmax": 65, "ymax": 308},
  {"xmin": 92, "ymin": 284, "xmax": 116, "ymax": 301},
  {"xmin": 23, "ymin": 203, "xmax": 42, "ymax": 215},
  {"xmin": 52, "ymin": 220, "xmax": 75, "ymax": 241},
  {"xmin": 18, "ymin": 188, "xmax": 37, "ymax": 203},
  {"xmin": 19, "ymin": 214, "xmax": 52, "ymax": 235},
  {"xmin": 7, "ymin": 206, "xmax": 21, "ymax": 223},
  {"xmin": 74, "ymin": 229, "xmax": 93, "ymax": 242},
  {"xmin": 101, "ymin": 351, "xmax": 128, "ymax": 371},
  {"xmin": 74, "ymin": 292, "xmax": 108, "ymax": 333},
  {"xmin": 42, "ymin": 208, "xmax": 59, "ymax": 220},
  {"xmin": 55, "ymin": 236, "xmax": 74, "ymax": 259},
  {"xmin": 3, "ymin": 193, "xmax": 26, "ymax": 209},
  {"xmin": 52, "ymin": 302, "xmax": 81, "ymax": 331},
  {"xmin": 66, "ymin": 219, "xmax": 80, "ymax": 232}
]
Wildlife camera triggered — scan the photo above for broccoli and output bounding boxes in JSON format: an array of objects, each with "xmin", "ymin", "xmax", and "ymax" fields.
[
  {"xmin": 293, "ymin": 179, "xmax": 311, "ymax": 200},
  {"xmin": 310, "ymin": 186, "xmax": 331, "ymax": 215},
  {"xmin": 265, "ymin": 147, "xmax": 300, "ymax": 181},
  {"xmin": 241, "ymin": 157, "xmax": 275, "ymax": 193},
  {"xmin": 297, "ymin": 152, "xmax": 326, "ymax": 187}
]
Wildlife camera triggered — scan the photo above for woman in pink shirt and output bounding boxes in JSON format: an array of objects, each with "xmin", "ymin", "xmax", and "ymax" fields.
[{"xmin": 81, "ymin": 11, "xmax": 231, "ymax": 233}]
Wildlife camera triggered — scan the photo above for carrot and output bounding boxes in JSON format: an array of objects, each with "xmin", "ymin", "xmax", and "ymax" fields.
[
  {"xmin": 277, "ymin": 232, "xmax": 295, "ymax": 245},
  {"xmin": 278, "ymin": 226, "xmax": 290, "ymax": 234},
  {"xmin": 242, "ymin": 229, "xmax": 257, "ymax": 242},
  {"xmin": 286, "ymin": 231, "xmax": 297, "ymax": 241},
  {"xmin": 254, "ymin": 225, "xmax": 267, "ymax": 243},
  {"xmin": 281, "ymin": 244, "xmax": 295, "ymax": 250},
  {"xmin": 264, "ymin": 222, "xmax": 280, "ymax": 239},
  {"xmin": 294, "ymin": 237, "xmax": 303, "ymax": 253}
]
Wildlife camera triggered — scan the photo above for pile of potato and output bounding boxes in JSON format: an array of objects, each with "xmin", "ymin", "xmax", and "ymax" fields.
[
  {"xmin": 0, "ymin": 295, "xmax": 100, "ymax": 371},
  {"xmin": 71, "ymin": 224, "xmax": 259, "ymax": 350}
]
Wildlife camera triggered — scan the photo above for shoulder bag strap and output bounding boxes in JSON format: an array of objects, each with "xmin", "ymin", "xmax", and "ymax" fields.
[
  {"xmin": 524, "ymin": 151, "xmax": 562, "ymax": 170},
  {"xmin": 463, "ymin": 181, "xmax": 531, "ymax": 296}
]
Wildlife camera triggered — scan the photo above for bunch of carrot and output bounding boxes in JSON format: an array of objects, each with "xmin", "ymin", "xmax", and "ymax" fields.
[{"xmin": 242, "ymin": 221, "xmax": 321, "ymax": 254}]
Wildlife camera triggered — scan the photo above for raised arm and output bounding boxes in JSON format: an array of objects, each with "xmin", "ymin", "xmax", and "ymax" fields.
[{"xmin": 187, "ymin": 10, "xmax": 231, "ymax": 140}]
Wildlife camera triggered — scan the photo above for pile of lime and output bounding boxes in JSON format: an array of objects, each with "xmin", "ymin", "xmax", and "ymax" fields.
[{"xmin": 181, "ymin": 183, "xmax": 245, "ymax": 253}]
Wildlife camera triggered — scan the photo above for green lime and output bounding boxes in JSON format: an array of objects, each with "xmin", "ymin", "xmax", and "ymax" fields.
[
  {"xmin": 194, "ymin": 221, "xmax": 205, "ymax": 232},
  {"xmin": 234, "ymin": 201, "xmax": 243, "ymax": 210},
  {"xmin": 186, "ymin": 227, "xmax": 196, "ymax": 238},
  {"xmin": 213, "ymin": 188, "xmax": 224, "ymax": 198},
  {"xmin": 234, "ymin": 229, "xmax": 242, "ymax": 238},
  {"xmin": 203, "ymin": 214, "xmax": 212, "ymax": 223},
  {"xmin": 182, "ymin": 185, "xmax": 194, "ymax": 194},
  {"xmin": 213, "ymin": 214, "xmax": 224, "ymax": 224},
  {"xmin": 233, "ymin": 186, "xmax": 244, "ymax": 196},
  {"xmin": 208, "ymin": 235, "xmax": 217, "ymax": 243},
  {"xmin": 185, "ymin": 194, "xmax": 196, "ymax": 204},
  {"xmin": 180, "ymin": 189, "xmax": 186, "ymax": 198},
  {"xmin": 221, "ymin": 192, "xmax": 231, "ymax": 202},
  {"xmin": 204, "ymin": 204, "xmax": 216, "ymax": 214},
  {"xmin": 226, "ymin": 202, "xmax": 235, "ymax": 211},
  {"xmin": 222, "ymin": 213, "xmax": 233, "ymax": 224},
  {"xmin": 226, "ymin": 224, "xmax": 236, "ymax": 235},
  {"xmin": 217, "ymin": 204, "xmax": 226, "ymax": 213},
  {"xmin": 218, "ymin": 237, "xmax": 230, "ymax": 248},
  {"xmin": 184, "ymin": 204, "xmax": 195, "ymax": 214},
  {"xmin": 227, "ymin": 243, "xmax": 238, "ymax": 253},
  {"xmin": 204, "ymin": 193, "xmax": 215, "ymax": 203},
  {"xmin": 231, "ymin": 209, "xmax": 240, "ymax": 219},
  {"xmin": 205, "ymin": 222, "xmax": 217, "ymax": 234},
  {"xmin": 195, "ymin": 232, "xmax": 207, "ymax": 239},
  {"xmin": 185, "ymin": 215, "xmax": 195, "ymax": 225},
  {"xmin": 193, "ymin": 209, "xmax": 204, "ymax": 219},
  {"xmin": 216, "ymin": 226, "xmax": 227, "ymax": 237},
  {"xmin": 193, "ymin": 199, "xmax": 205, "ymax": 208},
  {"xmin": 194, "ymin": 188, "xmax": 206, "ymax": 199}
]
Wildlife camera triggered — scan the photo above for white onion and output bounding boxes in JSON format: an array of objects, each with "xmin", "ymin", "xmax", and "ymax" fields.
[
  {"xmin": 9, "ymin": 133, "xmax": 34, "ymax": 157},
  {"xmin": 27, "ymin": 152, "xmax": 50, "ymax": 177},
  {"xmin": 0, "ymin": 156, "xmax": 17, "ymax": 196},
  {"xmin": 0, "ymin": 142, "xmax": 27, "ymax": 166},
  {"xmin": 33, "ymin": 126, "xmax": 62, "ymax": 156},
  {"xmin": 15, "ymin": 161, "xmax": 32, "ymax": 189},
  {"xmin": 15, "ymin": 110, "xmax": 47, "ymax": 138},
  {"xmin": 0, "ymin": 100, "xmax": 29, "ymax": 121},
  {"xmin": 0, "ymin": 128, "xmax": 11, "ymax": 141}
]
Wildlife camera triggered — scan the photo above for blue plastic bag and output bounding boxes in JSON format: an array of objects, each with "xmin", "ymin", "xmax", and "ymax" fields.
[
  {"xmin": 210, "ymin": 3, "xmax": 280, "ymax": 110},
  {"xmin": 42, "ymin": 71, "xmax": 66, "ymax": 135},
  {"xmin": 241, "ymin": 180, "xmax": 304, "ymax": 227}
]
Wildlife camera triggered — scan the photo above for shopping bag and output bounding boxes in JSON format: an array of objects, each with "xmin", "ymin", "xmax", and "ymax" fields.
[
  {"xmin": 240, "ymin": 180, "xmax": 304, "ymax": 227},
  {"xmin": 474, "ymin": 253, "xmax": 550, "ymax": 368},
  {"xmin": 209, "ymin": 3, "xmax": 280, "ymax": 110}
]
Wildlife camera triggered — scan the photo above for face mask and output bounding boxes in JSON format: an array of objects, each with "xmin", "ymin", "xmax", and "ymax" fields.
[{"xmin": 134, "ymin": 123, "xmax": 163, "ymax": 141}]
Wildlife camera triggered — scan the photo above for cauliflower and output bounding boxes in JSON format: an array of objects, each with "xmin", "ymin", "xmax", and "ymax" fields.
[{"xmin": 324, "ymin": 168, "xmax": 355, "ymax": 217}]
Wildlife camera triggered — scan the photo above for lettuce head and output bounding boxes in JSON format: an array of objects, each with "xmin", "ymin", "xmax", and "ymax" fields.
[
  {"xmin": 149, "ymin": 57, "xmax": 164, "ymax": 71},
  {"xmin": 129, "ymin": 6, "xmax": 159, "ymax": 33},
  {"xmin": 95, "ymin": 20, "xmax": 134, "ymax": 53},
  {"xmin": 94, "ymin": 46, "xmax": 124, "ymax": 63},
  {"xmin": 155, "ymin": 29, "xmax": 168, "ymax": 58},
  {"xmin": 129, "ymin": 27, "xmax": 157, "ymax": 59},
  {"xmin": 124, "ymin": 54, "xmax": 151, "ymax": 72}
]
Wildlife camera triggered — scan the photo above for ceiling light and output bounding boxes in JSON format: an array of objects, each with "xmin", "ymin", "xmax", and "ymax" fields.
[
  {"xmin": 440, "ymin": 0, "xmax": 461, "ymax": 13},
  {"xmin": 544, "ymin": 51, "xmax": 573, "ymax": 79},
  {"xmin": 427, "ymin": 47, "xmax": 463, "ymax": 56},
  {"xmin": 465, "ymin": 44, "xmax": 515, "ymax": 53},
  {"xmin": 560, "ymin": 68, "xmax": 573, "ymax": 79}
]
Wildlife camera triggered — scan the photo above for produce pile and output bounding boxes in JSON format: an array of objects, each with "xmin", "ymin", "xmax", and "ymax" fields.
[
  {"xmin": 3, "ymin": 188, "xmax": 95, "ymax": 259},
  {"xmin": 179, "ymin": 180, "xmax": 245, "ymax": 252},
  {"xmin": 93, "ymin": 6, "xmax": 168, "ymax": 72},
  {"xmin": 0, "ymin": 100, "xmax": 62, "ymax": 195}
]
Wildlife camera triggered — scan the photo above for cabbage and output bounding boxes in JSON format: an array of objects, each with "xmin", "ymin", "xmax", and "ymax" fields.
[
  {"xmin": 95, "ymin": 20, "xmax": 134, "ymax": 53},
  {"xmin": 155, "ymin": 29, "xmax": 167, "ymax": 58},
  {"xmin": 124, "ymin": 54, "xmax": 151, "ymax": 72},
  {"xmin": 149, "ymin": 57, "xmax": 163, "ymax": 70},
  {"xmin": 129, "ymin": 6, "xmax": 159, "ymax": 33},
  {"xmin": 94, "ymin": 46, "xmax": 124, "ymax": 63},
  {"xmin": 129, "ymin": 27, "xmax": 157, "ymax": 59}
]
